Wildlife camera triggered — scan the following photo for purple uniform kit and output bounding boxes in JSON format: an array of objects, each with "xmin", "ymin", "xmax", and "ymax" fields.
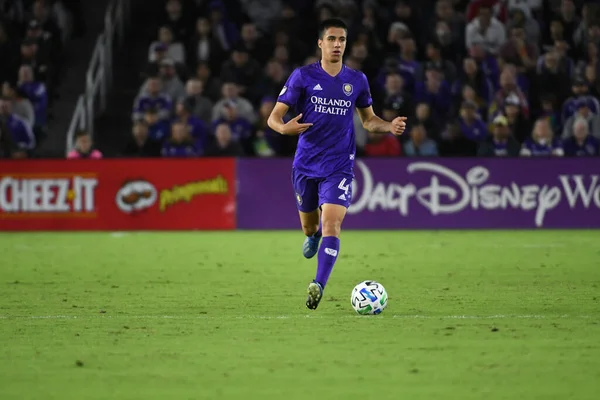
[
  {"xmin": 267, "ymin": 18, "xmax": 406, "ymax": 310},
  {"xmin": 277, "ymin": 62, "xmax": 373, "ymax": 211}
]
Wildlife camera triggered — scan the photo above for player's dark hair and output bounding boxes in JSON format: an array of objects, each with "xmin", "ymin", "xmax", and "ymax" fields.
[{"xmin": 318, "ymin": 18, "xmax": 348, "ymax": 39}]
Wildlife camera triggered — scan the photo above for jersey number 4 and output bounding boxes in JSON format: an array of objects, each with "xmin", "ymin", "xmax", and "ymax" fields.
[{"xmin": 338, "ymin": 178, "xmax": 350, "ymax": 201}]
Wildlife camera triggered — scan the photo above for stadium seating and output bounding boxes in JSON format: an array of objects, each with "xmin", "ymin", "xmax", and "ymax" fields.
[
  {"xmin": 8, "ymin": 0, "xmax": 600, "ymax": 159},
  {"xmin": 0, "ymin": 0, "xmax": 110, "ymax": 159}
]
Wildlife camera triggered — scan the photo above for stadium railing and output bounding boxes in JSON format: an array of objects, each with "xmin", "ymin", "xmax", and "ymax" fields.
[{"xmin": 65, "ymin": 0, "xmax": 131, "ymax": 154}]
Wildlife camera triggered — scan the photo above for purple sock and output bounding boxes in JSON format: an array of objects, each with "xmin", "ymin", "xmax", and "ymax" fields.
[{"xmin": 315, "ymin": 236, "xmax": 340, "ymax": 288}]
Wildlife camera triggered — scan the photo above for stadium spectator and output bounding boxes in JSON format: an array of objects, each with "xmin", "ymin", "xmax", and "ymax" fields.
[
  {"xmin": 364, "ymin": 131, "xmax": 402, "ymax": 157},
  {"xmin": 396, "ymin": 35, "xmax": 419, "ymax": 95},
  {"xmin": 534, "ymin": 49, "xmax": 571, "ymax": 109},
  {"xmin": 253, "ymin": 96, "xmax": 295, "ymax": 157},
  {"xmin": 123, "ymin": 121, "xmax": 162, "ymax": 157},
  {"xmin": 433, "ymin": 0, "xmax": 465, "ymax": 46},
  {"xmin": 239, "ymin": 22, "xmax": 271, "ymax": 64},
  {"xmin": 193, "ymin": 61, "xmax": 222, "ymax": 103},
  {"xmin": 537, "ymin": 94, "xmax": 560, "ymax": 133},
  {"xmin": 17, "ymin": 64, "xmax": 47, "ymax": 129},
  {"xmin": 477, "ymin": 114, "xmax": 520, "ymax": 156},
  {"xmin": 415, "ymin": 65, "xmax": 452, "ymax": 122},
  {"xmin": 143, "ymin": 107, "xmax": 170, "ymax": 142},
  {"xmin": 458, "ymin": 100, "xmax": 488, "ymax": 142},
  {"xmin": 521, "ymin": 118, "xmax": 564, "ymax": 156},
  {"xmin": 0, "ymin": 96, "xmax": 35, "ymax": 154},
  {"xmin": 149, "ymin": 26, "xmax": 185, "ymax": 64},
  {"xmin": 67, "ymin": 130, "xmax": 102, "ymax": 159},
  {"xmin": 161, "ymin": 121, "xmax": 201, "ymax": 157},
  {"xmin": 507, "ymin": 8, "xmax": 540, "ymax": 45},
  {"xmin": 2, "ymin": 81, "xmax": 34, "ymax": 128},
  {"xmin": 132, "ymin": 75, "xmax": 172, "ymax": 122},
  {"xmin": 379, "ymin": 72, "xmax": 413, "ymax": 119},
  {"xmin": 498, "ymin": 93, "xmax": 531, "ymax": 143},
  {"xmin": 419, "ymin": 41, "xmax": 457, "ymax": 83},
  {"xmin": 561, "ymin": 75, "xmax": 600, "ymax": 123},
  {"xmin": 149, "ymin": 42, "xmax": 169, "ymax": 66},
  {"xmin": 32, "ymin": 0, "xmax": 63, "ymax": 44},
  {"xmin": 188, "ymin": 17, "xmax": 228, "ymax": 73},
  {"xmin": 563, "ymin": 117, "xmax": 600, "ymax": 156},
  {"xmin": 239, "ymin": 0, "xmax": 282, "ymax": 33},
  {"xmin": 206, "ymin": 122, "xmax": 245, "ymax": 156},
  {"xmin": 207, "ymin": 1, "xmax": 239, "ymax": 52},
  {"xmin": 160, "ymin": 0, "xmax": 193, "ymax": 43},
  {"xmin": 184, "ymin": 78, "xmax": 213, "ymax": 124},
  {"xmin": 452, "ymin": 57, "xmax": 494, "ymax": 117},
  {"xmin": 411, "ymin": 102, "xmax": 441, "ymax": 141},
  {"xmin": 438, "ymin": 121, "xmax": 478, "ymax": 156},
  {"xmin": 212, "ymin": 81, "xmax": 256, "ymax": 123},
  {"xmin": 404, "ymin": 124, "xmax": 438, "ymax": 156},
  {"xmin": 212, "ymin": 101, "xmax": 253, "ymax": 151},
  {"xmin": 562, "ymin": 98, "xmax": 600, "ymax": 139},
  {"xmin": 19, "ymin": 37, "xmax": 50, "ymax": 84},
  {"xmin": 272, "ymin": 43, "xmax": 291, "ymax": 71},
  {"xmin": 250, "ymin": 59, "xmax": 288, "ymax": 106},
  {"xmin": 156, "ymin": 58, "xmax": 185, "ymax": 101},
  {"xmin": 25, "ymin": 19, "xmax": 58, "ymax": 69},
  {"xmin": 220, "ymin": 44, "xmax": 261, "ymax": 96},
  {"xmin": 468, "ymin": 43, "xmax": 500, "ymax": 89},
  {"xmin": 583, "ymin": 62, "xmax": 600, "ymax": 97},
  {"xmin": 498, "ymin": 24, "xmax": 538, "ymax": 73},
  {"xmin": 489, "ymin": 65, "xmax": 529, "ymax": 119},
  {"xmin": 174, "ymin": 97, "xmax": 209, "ymax": 152},
  {"xmin": 346, "ymin": 41, "xmax": 377, "ymax": 79},
  {"xmin": 149, "ymin": 41, "xmax": 189, "ymax": 81},
  {"xmin": 390, "ymin": 1, "xmax": 419, "ymax": 40},
  {"xmin": 465, "ymin": 5, "xmax": 506, "ymax": 54},
  {"xmin": 272, "ymin": 29, "xmax": 308, "ymax": 68},
  {"xmin": 455, "ymin": 83, "xmax": 486, "ymax": 119}
]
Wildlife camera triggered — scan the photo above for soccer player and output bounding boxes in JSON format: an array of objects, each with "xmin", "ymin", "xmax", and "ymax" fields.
[{"xmin": 267, "ymin": 18, "xmax": 407, "ymax": 310}]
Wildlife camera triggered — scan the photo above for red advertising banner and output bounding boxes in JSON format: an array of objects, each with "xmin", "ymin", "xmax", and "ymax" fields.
[{"xmin": 0, "ymin": 159, "xmax": 236, "ymax": 230}]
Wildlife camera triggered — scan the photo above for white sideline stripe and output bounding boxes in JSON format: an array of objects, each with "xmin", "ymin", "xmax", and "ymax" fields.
[{"xmin": 0, "ymin": 314, "xmax": 593, "ymax": 320}]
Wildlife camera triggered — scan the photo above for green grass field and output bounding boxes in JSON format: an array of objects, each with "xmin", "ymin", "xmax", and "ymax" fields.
[{"xmin": 1, "ymin": 231, "xmax": 599, "ymax": 400}]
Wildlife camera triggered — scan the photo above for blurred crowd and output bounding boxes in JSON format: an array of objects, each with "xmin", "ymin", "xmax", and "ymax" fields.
[
  {"xmin": 6, "ymin": 0, "xmax": 600, "ymax": 160},
  {"xmin": 0, "ymin": 0, "xmax": 83, "ymax": 159}
]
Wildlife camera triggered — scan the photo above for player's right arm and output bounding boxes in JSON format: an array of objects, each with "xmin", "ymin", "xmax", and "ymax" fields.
[
  {"xmin": 267, "ymin": 102, "xmax": 312, "ymax": 135},
  {"xmin": 267, "ymin": 68, "xmax": 312, "ymax": 135}
]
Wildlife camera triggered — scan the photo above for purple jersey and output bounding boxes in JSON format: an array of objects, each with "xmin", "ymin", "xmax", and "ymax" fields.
[
  {"xmin": 277, "ymin": 62, "xmax": 372, "ymax": 178},
  {"xmin": 521, "ymin": 137, "xmax": 564, "ymax": 156},
  {"xmin": 563, "ymin": 135, "xmax": 600, "ymax": 156}
]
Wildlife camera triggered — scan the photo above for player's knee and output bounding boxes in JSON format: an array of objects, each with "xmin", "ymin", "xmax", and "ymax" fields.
[
  {"xmin": 302, "ymin": 223, "xmax": 319, "ymax": 237},
  {"xmin": 321, "ymin": 219, "xmax": 341, "ymax": 237}
]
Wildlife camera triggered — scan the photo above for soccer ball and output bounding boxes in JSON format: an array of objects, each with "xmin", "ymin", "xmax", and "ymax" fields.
[{"xmin": 351, "ymin": 280, "xmax": 388, "ymax": 315}]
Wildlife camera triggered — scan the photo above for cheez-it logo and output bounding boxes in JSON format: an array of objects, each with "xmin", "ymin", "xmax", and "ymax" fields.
[{"xmin": 0, "ymin": 174, "xmax": 98, "ymax": 216}]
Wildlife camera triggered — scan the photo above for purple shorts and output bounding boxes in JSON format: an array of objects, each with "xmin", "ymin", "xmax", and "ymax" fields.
[{"xmin": 291, "ymin": 168, "xmax": 353, "ymax": 213}]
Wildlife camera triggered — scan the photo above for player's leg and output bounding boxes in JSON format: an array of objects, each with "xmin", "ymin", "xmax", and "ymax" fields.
[
  {"xmin": 306, "ymin": 175, "xmax": 351, "ymax": 310},
  {"xmin": 292, "ymin": 169, "xmax": 321, "ymax": 258},
  {"xmin": 299, "ymin": 208, "xmax": 322, "ymax": 258}
]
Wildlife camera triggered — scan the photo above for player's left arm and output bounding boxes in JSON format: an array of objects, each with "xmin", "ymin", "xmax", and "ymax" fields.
[
  {"xmin": 355, "ymin": 73, "xmax": 407, "ymax": 136},
  {"xmin": 356, "ymin": 106, "xmax": 407, "ymax": 136}
]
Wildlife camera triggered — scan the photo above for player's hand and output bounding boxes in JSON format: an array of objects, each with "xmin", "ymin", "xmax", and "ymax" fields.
[
  {"xmin": 282, "ymin": 113, "xmax": 313, "ymax": 135},
  {"xmin": 391, "ymin": 116, "xmax": 407, "ymax": 136}
]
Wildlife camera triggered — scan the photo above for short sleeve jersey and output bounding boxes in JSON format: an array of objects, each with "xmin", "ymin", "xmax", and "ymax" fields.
[{"xmin": 277, "ymin": 62, "xmax": 373, "ymax": 178}]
